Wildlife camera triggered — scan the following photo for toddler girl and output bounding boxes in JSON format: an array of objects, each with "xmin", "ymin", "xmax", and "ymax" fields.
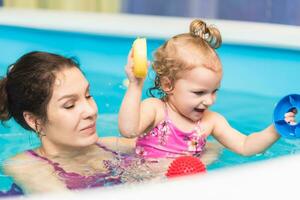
[{"xmin": 119, "ymin": 19, "xmax": 294, "ymax": 160}]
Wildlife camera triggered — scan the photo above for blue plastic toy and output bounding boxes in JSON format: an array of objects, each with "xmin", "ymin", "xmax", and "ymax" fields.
[{"xmin": 273, "ymin": 94, "xmax": 300, "ymax": 139}]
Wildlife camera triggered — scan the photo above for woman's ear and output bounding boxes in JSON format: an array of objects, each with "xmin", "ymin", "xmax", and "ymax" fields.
[
  {"xmin": 160, "ymin": 77, "xmax": 173, "ymax": 94},
  {"xmin": 23, "ymin": 111, "xmax": 41, "ymax": 132}
]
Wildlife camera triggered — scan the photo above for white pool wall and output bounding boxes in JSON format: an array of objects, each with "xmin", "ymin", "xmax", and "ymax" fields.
[
  {"xmin": 1, "ymin": 8, "xmax": 300, "ymax": 50},
  {"xmin": 1, "ymin": 8, "xmax": 300, "ymax": 199}
]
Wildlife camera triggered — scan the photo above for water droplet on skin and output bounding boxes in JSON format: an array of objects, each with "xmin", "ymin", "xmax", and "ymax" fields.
[{"xmin": 122, "ymin": 79, "xmax": 129, "ymax": 88}]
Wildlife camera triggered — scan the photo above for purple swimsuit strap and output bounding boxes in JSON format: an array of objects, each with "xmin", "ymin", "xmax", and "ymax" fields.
[
  {"xmin": 0, "ymin": 183, "xmax": 23, "ymax": 197},
  {"xmin": 164, "ymin": 102, "xmax": 202, "ymax": 131},
  {"xmin": 95, "ymin": 142, "xmax": 118, "ymax": 155},
  {"xmin": 27, "ymin": 143, "xmax": 123, "ymax": 190},
  {"xmin": 27, "ymin": 143, "xmax": 119, "ymax": 173},
  {"xmin": 27, "ymin": 149, "xmax": 67, "ymax": 174},
  {"xmin": 95, "ymin": 142, "xmax": 131, "ymax": 158}
]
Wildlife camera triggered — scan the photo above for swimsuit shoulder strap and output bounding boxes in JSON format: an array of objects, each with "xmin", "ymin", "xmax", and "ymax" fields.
[
  {"xmin": 163, "ymin": 102, "xmax": 171, "ymax": 120},
  {"xmin": 27, "ymin": 150, "xmax": 67, "ymax": 173},
  {"xmin": 95, "ymin": 142, "xmax": 130, "ymax": 157},
  {"xmin": 95, "ymin": 142, "xmax": 118, "ymax": 155}
]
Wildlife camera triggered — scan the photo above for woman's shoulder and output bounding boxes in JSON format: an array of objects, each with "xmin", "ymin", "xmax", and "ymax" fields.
[
  {"xmin": 3, "ymin": 150, "xmax": 47, "ymax": 177},
  {"xmin": 3, "ymin": 150, "xmax": 67, "ymax": 193},
  {"xmin": 3, "ymin": 151, "xmax": 32, "ymax": 171}
]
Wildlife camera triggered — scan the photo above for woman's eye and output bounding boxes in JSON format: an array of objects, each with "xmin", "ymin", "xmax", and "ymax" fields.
[
  {"xmin": 86, "ymin": 94, "xmax": 93, "ymax": 99},
  {"xmin": 64, "ymin": 105, "xmax": 74, "ymax": 109},
  {"xmin": 63, "ymin": 102, "xmax": 75, "ymax": 109}
]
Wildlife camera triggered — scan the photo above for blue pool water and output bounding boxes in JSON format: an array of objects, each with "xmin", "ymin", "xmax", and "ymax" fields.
[{"xmin": 1, "ymin": 25, "xmax": 300, "ymax": 194}]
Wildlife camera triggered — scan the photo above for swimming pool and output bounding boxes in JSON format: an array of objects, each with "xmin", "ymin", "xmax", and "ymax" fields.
[{"xmin": 1, "ymin": 9, "xmax": 300, "ymax": 198}]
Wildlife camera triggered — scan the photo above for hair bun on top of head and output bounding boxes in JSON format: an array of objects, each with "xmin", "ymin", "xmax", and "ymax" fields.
[{"xmin": 189, "ymin": 19, "xmax": 222, "ymax": 49}]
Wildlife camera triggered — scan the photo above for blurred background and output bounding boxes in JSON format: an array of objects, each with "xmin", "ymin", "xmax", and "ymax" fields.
[{"xmin": 0, "ymin": 0, "xmax": 299, "ymax": 26}]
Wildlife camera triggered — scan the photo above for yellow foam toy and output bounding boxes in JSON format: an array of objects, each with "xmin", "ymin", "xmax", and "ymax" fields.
[{"xmin": 132, "ymin": 38, "xmax": 147, "ymax": 78}]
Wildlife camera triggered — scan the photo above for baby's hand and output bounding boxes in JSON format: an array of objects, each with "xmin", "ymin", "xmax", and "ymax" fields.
[
  {"xmin": 125, "ymin": 49, "xmax": 136, "ymax": 82},
  {"xmin": 125, "ymin": 49, "xmax": 149, "ymax": 84},
  {"xmin": 284, "ymin": 108, "xmax": 297, "ymax": 125}
]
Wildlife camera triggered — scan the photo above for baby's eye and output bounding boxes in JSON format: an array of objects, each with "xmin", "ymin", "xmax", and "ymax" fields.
[
  {"xmin": 193, "ymin": 91, "xmax": 205, "ymax": 95},
  {"xmin": 213, "ymin": 89, "xmax": 219, "ymax": 94}
]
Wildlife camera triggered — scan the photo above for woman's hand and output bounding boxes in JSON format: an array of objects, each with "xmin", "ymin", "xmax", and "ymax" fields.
[{"xmin": 284, "ymin": 108, "xmax": 297, "ymax": 125}]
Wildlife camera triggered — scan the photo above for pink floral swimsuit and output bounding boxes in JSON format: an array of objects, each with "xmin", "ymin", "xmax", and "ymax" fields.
[{"xmin": 136, "ymin": 104, "xmax": 207, "ymax": 158}]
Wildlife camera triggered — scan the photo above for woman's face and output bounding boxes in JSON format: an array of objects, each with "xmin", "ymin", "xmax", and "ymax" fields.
[{"xmin": 42, "ymin": 67, "xmax": 98, "ymax": 149}]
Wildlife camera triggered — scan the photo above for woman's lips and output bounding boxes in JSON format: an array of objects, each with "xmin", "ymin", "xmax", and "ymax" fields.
[{"xmin": 80, "ymin": 123, "xmax": 96, "ymax": 135}]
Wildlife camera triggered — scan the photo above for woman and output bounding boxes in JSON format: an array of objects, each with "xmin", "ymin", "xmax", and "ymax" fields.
[{"xmin": 0, "ymin": 51, "xmax": 220, "ymax": 194}]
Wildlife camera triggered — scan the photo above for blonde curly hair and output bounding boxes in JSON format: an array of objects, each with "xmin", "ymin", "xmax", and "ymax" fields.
[{"xmin": 148, "ymin": 19, "xmax": 222, "ymax": 99}]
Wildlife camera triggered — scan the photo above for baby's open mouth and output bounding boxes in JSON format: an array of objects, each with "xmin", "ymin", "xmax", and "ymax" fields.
[{"xmin": 194, "ymin": 108, "xmax": 205, "ymax": 112}]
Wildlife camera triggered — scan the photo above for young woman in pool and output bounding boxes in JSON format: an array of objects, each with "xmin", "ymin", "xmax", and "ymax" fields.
[
  {"xmin": 0, "ymin": 51, "xmax": 139, "ymax": 193},
  {"xmin": 119, "ymin": 19, "xmax": 295, "ymax": 159}
]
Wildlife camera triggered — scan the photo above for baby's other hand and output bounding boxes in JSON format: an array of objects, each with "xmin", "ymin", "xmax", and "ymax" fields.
[{"xmin": 284, "ymin": 108, "xmax": 297, "ymax": 125}]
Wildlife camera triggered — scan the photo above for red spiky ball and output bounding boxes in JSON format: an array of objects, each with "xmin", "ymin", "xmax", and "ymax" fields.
[{"xmin": 166, "ymin": 156, "xmax": 206, "ymax": 178}]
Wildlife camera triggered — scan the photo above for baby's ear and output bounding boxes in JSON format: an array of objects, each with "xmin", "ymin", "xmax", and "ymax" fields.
[
  {"xmin": 23, "ymin": 111, "xmax": 41, "ymax": 132},
  {"xmin": 160, "ymin": 77, "xmax": 173, "ymax": 94}
]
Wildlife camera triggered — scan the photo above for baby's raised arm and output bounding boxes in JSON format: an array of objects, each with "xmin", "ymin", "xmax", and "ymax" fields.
[{"xmin": 118, "ymin": 50, "xmax": 157, "ymax": 138}]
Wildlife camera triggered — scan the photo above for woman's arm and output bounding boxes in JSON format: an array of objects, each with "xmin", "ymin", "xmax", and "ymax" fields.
[
  {"xmin": 211, "ymin": 112, "xmax": 280, "ymax": 156},
  {"xmin": 98, "ymin": 137, "xmax": 137, "ymax": 154},
  {"xmin": 3, "ymin": 153, "xmax": 68, "ymax": 194}
]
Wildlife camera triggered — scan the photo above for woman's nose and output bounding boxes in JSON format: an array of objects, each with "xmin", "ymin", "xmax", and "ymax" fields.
[{"xmin": 82, "ymin": 99, "xmax": 98, "ymax": 119}]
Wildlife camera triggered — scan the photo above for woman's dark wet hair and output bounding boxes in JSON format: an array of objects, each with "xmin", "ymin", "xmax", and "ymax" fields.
[{"xmin": 0, "ymin": 51, "xmax": 80, "ymax": 132}]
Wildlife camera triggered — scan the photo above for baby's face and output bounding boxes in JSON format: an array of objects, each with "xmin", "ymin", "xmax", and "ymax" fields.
[
  {"xmin": 167, "ymin": 66, "xmax": 222, "ymax": 122},
  {"xmin": 43, "ymin": 67, "xmax": 99, "ymax": 150}
]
